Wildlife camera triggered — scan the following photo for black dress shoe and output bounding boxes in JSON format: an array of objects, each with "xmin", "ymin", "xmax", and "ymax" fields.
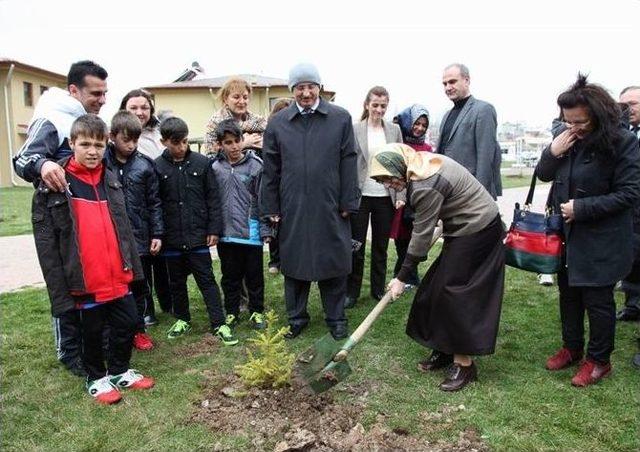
[
  {"xmin": 439, "ymin": 362, "xmax": 478, "ymax": 392},
  {"xmin": 417, "ymin": 350, "xmax": 454, "ymax": 372},
  {"xmin": 616, "ymin": 308, "xmax": 640, "ymax": 321},
  {"xmin": 284, "ymin": 323, "xmax": 307, "ymax": 339},
  {"xmin": 344, "ymin": 296, "xmax": 357, "ymax": 309},
  {"xmin": 371, "ymin": 292, "xmax": 384, "ymax": 301},
  {"xmin": 330, "ymin": 323, "xmax": 349, "ymax": 340}
]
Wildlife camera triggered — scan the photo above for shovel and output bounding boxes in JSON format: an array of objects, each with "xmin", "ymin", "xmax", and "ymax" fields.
[
  {"xmin": 297, "ymin": 228, "xmax": 443, "ymax": 393},
  {"xmin": 297, "ymin": 290, "xmax": 395, "ymax": 393}
]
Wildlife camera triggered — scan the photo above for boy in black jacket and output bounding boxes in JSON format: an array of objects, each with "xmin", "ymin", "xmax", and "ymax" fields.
[
  {"xmin": 105, "ymin": 111, "xmax": 164, "ymax": 351},
  {"xmin": 155, "ymin": 117, "xmax": 237, "ymax": 345}
]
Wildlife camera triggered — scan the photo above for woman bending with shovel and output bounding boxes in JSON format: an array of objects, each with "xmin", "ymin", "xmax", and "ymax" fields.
[{"xmin": 369, "ymin": 143, "xmax": 505, "ymax": 392}]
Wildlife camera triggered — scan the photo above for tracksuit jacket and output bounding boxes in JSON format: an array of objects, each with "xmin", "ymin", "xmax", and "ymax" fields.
[{"xmin": 32, "ymin": 156, "xmax": 143, "ymax": 316}]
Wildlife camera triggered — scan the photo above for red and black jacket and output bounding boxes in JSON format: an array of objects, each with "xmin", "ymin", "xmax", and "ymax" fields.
[{"xmin": 32, "ymin": 156, "xmax": 143, "ymax": 315}]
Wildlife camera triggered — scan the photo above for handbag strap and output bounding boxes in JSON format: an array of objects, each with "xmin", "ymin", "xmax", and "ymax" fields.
[{"xmin": 525, "ymin": 170, "xmax": 537, "ymax": 206}]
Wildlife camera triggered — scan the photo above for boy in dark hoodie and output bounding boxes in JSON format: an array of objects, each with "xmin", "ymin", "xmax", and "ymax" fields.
[
  {"xmin": 154, "ymin": 117, "xmax": 237, "ymax": 346},
  {"xmin": 32, "ymin": 114, "xmax": 154, "ymax": 404},
  {"xmin": 211, "ymin": 119, "xmax": 271, "ymax": 330},
  {"xmin": 105, "ymin": 111, "xmax": 164, "ymax": 351}
]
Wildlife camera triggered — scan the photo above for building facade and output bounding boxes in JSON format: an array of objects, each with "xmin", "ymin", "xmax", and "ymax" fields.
[
  {"xmin": 0, "ymin": 59, "xmax": 66, "ymax": 187},
  {"xmin": 144, "ymin": 74, "xmax": 336, "ymax": 143}
]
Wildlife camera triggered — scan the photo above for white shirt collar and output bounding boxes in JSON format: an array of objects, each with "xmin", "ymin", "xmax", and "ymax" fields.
[{"xmin": 296, "ymin": 98, "xmax": 320, "ymax": 113}]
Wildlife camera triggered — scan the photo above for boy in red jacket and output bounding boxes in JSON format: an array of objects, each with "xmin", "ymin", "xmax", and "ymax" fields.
[{"xmin": 32, "ymin": 114, "xmax": 154, "ymax": 404}]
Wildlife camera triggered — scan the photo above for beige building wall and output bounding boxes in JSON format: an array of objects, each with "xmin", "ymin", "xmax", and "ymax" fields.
[
  {"xmin": 149, "ymin": 85, "xmax": 338, "ymax": 145},
  {"xmin": 0, "ymin": 64, "xmax": 65, "ymax": 187}
]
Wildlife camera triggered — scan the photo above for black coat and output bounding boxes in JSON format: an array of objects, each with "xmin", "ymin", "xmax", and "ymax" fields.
[
  {"xmin": 32, "ymin": 159, "xmax": 143, "ymax": 316},
  {"xmin": 261, "ymin": 99, "xmax": 360, "ymax": 281},
  {"xmin": 105, "ymin": 146, "xmax": 164, "ymax": 255},
  {"xmin": 154, "ymin": 149, "xmax": 222, "ymax": 250},
  {"xmin": 536, "ymin": 126, "xmax": 640, "ymax": 286}
]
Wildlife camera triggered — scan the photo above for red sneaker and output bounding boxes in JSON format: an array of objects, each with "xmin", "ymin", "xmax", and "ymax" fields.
[
  {"xmin": 571, "ymin": 360, "xmax": 611, "ymax": 387},
  {"xmin": 545, "ymin": 347, "xmax": 583, "ymax": 370},
  {"xmin": 133, "ymin": 332, "xmax": 154, "ymax": 351},
  {"xmin": 87, "ymin": 376, "xmax": 122, "ymax": 405},
  {"xmin": 111, "ymin": 369, "xmax": 155, "ymax": 390}
]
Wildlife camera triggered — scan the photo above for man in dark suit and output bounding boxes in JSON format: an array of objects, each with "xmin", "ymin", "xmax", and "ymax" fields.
[
  {"xmin": 618, "ymin": 85, "xmax": 640, "ymax": 369},
  {"xmin": 437, "ymin": 63, "xmax": 502, "ymax": 199}
]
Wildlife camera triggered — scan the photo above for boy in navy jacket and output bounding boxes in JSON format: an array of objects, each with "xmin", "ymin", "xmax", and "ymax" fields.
[
  {"xmin": 105, "ymin": 111, "xmax": 164, "ymax": 351},
  {"xmin": 155, "ymin": 117, "xmax": 237, "ymax": 346}
]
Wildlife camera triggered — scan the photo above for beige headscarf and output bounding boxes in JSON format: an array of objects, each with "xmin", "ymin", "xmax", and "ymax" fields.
[{"xmin": 368, "ymin": 143, "xmax": 442, "ymax": 181}]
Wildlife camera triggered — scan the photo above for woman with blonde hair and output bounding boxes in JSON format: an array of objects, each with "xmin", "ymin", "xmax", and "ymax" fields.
[{"xmin": 203, "ymin": 77, "xmax": 267, "ymax": 155}]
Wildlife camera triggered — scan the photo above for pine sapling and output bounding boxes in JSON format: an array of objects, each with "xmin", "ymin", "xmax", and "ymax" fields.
[{"xmin": 235, "ymin": 311, "xmax": 295, "ymax": 388}]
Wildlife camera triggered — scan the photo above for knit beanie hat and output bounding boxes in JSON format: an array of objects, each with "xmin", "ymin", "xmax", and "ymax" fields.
[{"xmin": 288, "ymin": 63, "xmax": 322, "ymax": 91}]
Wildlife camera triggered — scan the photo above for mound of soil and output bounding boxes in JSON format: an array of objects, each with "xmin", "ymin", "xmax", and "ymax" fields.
[{"xmin": 191, "ymin": 370, "xmax": 488, "ymax": 451}]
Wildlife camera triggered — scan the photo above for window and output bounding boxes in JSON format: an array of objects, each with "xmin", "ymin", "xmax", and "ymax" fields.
[
  {"xmin": 23, "ymin": 82, "xmax": 33, "ymax": 107},
  {"xmin": 40, "ymin": 85, "xmax": 49, "ymax": 95}
]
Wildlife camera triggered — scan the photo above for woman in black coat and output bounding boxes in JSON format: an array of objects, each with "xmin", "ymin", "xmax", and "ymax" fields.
[{"xmin": 536, "ymin": 74, "xmax": 640, "ymax": 387}]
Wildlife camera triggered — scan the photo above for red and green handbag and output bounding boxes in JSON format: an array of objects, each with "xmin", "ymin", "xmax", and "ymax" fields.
[{"xmin": 505, "ymin": 172, "xmax": 564, "ymax": 273}]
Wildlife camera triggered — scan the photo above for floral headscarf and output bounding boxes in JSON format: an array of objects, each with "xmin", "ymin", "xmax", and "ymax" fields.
[{"xmin": 369, "ymin": 143, "xmax": 441, "ymax": 181}]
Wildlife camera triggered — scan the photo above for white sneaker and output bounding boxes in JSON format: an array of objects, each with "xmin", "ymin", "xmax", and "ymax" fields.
[
  {"xmin": 538, "ymin": 274, "xmax": 554, "ymax": 286},
  {"xmin": 87, "ymin": 376, "xmax": 121, "ymax": 404}
]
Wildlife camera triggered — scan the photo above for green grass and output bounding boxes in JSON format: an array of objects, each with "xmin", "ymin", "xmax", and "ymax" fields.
[
  {"xmin": 2, "ymin": 248, "xmax": 639, "ymax": 451},
  {"xmin": 501, "ymin": 174, "xmax": 534, "ymax": 190},
  {"xmin": 0, "ymin": 186, "xmax": 33, "ymax": 236}
]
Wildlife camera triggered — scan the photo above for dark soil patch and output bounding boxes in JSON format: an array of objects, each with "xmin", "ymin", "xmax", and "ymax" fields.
[
  {"xmin": 191, "ymin": 370, "xmax": 488, "ymax": 451},
  {"xmin": 175, "ymin": 333, "xmax": 220, "ymax": 358}
]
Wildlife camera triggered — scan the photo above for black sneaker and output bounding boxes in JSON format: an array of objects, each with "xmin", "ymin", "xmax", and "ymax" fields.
[{"xmin": 62, "ymin": 357, "xmax": 87, "ymax": 377}]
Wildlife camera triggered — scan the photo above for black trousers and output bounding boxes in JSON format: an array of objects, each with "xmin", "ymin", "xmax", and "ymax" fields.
[
  {"xmin": 217, "ymin": 242, "xmax": 264, "ymax": 316},
  {"xmin": 621, "ymin": 280, "xmax": 640, "ymax": 314},
  {"xmin": 79, "ymin": 295, "xmax": 137, "ymax": 381},
  {"xmin": 166, "ymin": 249, "xmax": 225, "ymax": 329},
  {"xmin": 144, "ymin": 254, "xmax": 173, "ymax": 313},
  {"xmin": 284, "ymin": 275, "xmax": 347, "ymax": 328},
  {"xmin": 557, "ymin": 271, "xmax": 615, "ymax": 364},
  {"xmin": 131, "ymin": 255, "xmax": 154, "ymax": 333},
  {"xmin": 268, "ymin": 235, "xmax": 280, "ymax": 268},
  {"xmin": 393, "ymin": 239, "xmax": 420, "ymax": 286},
  {"xmin": 52, "ymin": 310, "xmax": 82, "ymax": 366},
  {"xmin": 348, "ymin": 196, "xmax": 394, "ymax": 299}
]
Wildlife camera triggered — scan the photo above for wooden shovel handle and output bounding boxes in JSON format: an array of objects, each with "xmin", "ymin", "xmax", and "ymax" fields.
[{"xmin": 334, "ymin": 291, "xmax": 395, "ymax": 361}]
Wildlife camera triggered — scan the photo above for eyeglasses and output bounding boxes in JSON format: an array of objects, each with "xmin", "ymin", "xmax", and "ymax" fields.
[{"xmin": 562, "ymin": 119, "xmax": 591, "ymax": 129}]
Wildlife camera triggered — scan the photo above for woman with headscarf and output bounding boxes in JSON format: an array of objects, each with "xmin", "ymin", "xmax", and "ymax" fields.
[
  {"xmin": 390, "ymin": 105, "xmax": 433, "ymax": 287},
  {"xmin": 370, "ymin": 143, "xmax": 505, "ymax": 392}
]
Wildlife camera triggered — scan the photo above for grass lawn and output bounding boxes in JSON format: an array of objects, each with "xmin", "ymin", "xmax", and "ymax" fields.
[
  {"xmin": 2, "ymin": 248, "xmax": 639, "ymax": 451},
  {"xmin": 0, "ymin": 186, "xmax": 33, "ymax": 236},
  {"xmin": 501, "ymin": 174, "xmax": 535, "ymax": 190}
]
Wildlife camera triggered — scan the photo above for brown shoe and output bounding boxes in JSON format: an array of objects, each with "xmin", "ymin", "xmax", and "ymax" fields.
[
  {"xmin": 417, "ymin": 351, "xmax": 453, "ymax": 372},
  {"xmin": 439, "ymin": 362, "xmax": 478, "ymax": 392}
]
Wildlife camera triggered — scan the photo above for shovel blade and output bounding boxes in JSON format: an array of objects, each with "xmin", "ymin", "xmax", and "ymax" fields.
[
  {"xmin": 297, "ymin": 332, "xmax": 342, "ymax": 379},
  {"xmin": 309, "ymin": 361, "xmax": 353, "ymax": 393}
]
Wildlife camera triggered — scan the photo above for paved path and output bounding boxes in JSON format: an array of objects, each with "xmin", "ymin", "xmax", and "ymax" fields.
[{"xmin": 0, "ymin": 184, "xmax": 550, "ymax": 294}]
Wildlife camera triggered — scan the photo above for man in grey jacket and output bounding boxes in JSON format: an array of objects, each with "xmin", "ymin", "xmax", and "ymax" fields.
[{"xmin": 437, "ymin": 63, "xmax": 502, "ymax": 199}]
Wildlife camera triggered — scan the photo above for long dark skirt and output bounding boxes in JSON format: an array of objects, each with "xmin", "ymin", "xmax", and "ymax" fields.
[{"xmin": 406, "ymin": 216, "xmax": 505, "ymax": 356}]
